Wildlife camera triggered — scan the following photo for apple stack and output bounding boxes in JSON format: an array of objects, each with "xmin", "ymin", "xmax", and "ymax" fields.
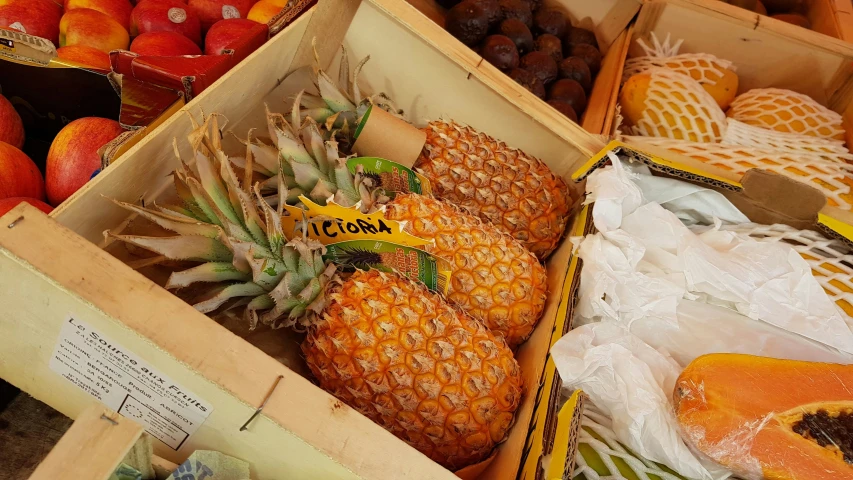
[
  {"xmin": 0, "ymin": 90, "xmax": 126, "ymax": 214},
  {"xmin": 0, "ymin": 0, "xmax": 292, "ymax": 68}
]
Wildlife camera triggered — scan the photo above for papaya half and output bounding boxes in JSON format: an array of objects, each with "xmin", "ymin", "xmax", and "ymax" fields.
[{"xmin": 674, "ymin": 353, "xmax": 853, "ymax": 480}]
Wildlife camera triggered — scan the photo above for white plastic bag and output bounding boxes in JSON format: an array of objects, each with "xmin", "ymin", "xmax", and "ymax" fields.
[
  {"xmin": 576, "ymin": 156, "xmax": 853, "ymax": 354},
  {"xmin": 552, "ymin": 322, "xmax": 732, "ymax": 480}
]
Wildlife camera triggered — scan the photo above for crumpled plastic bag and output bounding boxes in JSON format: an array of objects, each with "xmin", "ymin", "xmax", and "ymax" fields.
[
  {"xmin": 587, "ymin": 298, "xmax": 851, "ymax": 367},
  {"xmin": 552, "ymin": 322, "xmax": 731, "ymax": 480},
  {"xmin": 576, "ymin": 156, "xmax": 853, "ymax": 354}
]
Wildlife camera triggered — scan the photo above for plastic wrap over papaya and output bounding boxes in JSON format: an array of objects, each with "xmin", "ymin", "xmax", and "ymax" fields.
[{"xmin": 675, "ymin": 354, "xmax": 853, "ymax": 480}]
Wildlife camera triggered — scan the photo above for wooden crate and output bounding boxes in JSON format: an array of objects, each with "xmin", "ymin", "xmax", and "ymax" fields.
[
  {"xmin": 28, "ymin": 404, "xmax": 143, "ymax": 480},
  {"xmin": 0, "ymin": 0, "xmax": 609, "ymax": 478},
  {"xmin": 405, "ymin": 0, "xmax": 640, "ymax": 135},
  {"xmin": 24, "ymin": 402, "xmax": 179, "ymax": 479},
  {"xmin": 618, "ymin": 0, "xmax": 853, "ymax": 124},
  {"xmin": 809, "ymin": 0, "xmax": 853, "ymax": 41}
]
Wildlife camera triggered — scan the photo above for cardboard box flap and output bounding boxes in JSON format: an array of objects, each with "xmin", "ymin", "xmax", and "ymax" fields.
[
  {"xmin": 270, "ymin": 0, "xmax": 317, "ymax": 35},
  {"xmin": 577, "ymin": 141, "xmax": 853, "ymax": 244},
  {"xmin": 545, "ymin": 391, "xmax": 586, "ymax": 480},
  {"xmin": 113, "ymin": 74, "xmax": 184, "ymax": 130},
  {"xmin": 817, "ymin": 206, "xmax": 853, "ymax": 249},
  {"xmin": 572, "ymin": 140, "xmax": 742, "ymax": 190},
  {"xmin": 738, "ymin": 169, "xmax": 827, "ymax": 222},
  {"xmin": 0, "ymin": 29, "xmax": 55, "ymax": 66}
]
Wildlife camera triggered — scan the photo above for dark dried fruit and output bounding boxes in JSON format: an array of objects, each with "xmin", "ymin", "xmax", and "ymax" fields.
[
  {"xmin": 519, "ymin": 0, "xmax": 540, "ymax": 12},
  {"xmin": 446, "ymin": 1, "xmax": 491, "ymax": 46},
  {"xmin": 520, "ymin": 51, "xmax": 557, "ymax": 85},
  {"xmin": 563, "ymin": 26, "xmax": 598, "ymax": 51},
  {"xmin": 549, "ymin": 78, "xmax": 587, "ymax": 113},
  {"xmin": 558, "ymin": 56, "xmax": 592, "ymax": 92},
  {"xmin": 481, "ymin": 35, "xmax": 519, "ymax": 70},
  {"xmin": 533, "ymin": 8, "xmax": 567, "ymax": 37},
  {"xmin": 497, "ymin": 18, "xmax": 533, "ymax": 55},
  {"xmin": 571, "ymin": 43, "xmax": 601, "ymax": 75},
  {"xmin": 535, "ymin": 34, "xmax": 562, "ymax": 63},
  {"xmin": 547, "ymin": 100, "xmax": 578, "ymax": 121},
  {"xmin": 471, "ymin": 0, "xmax": 502, "ymax": 27},
  {"xmin": 509, "ymin": 68, "xmax": 546, "ymax": 99},
  {"xmin": 498, "ymin": 0, "xmax": 532, "ymax": 28},
  {"xmin": 436, "ymin": 0, "xmax": 463, "ymax": 9}
]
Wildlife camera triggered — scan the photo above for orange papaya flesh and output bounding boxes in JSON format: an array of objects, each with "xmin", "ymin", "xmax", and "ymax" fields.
[{"xmin": 674, "ymin": 353, "xmax": 853, "ymax": 480}]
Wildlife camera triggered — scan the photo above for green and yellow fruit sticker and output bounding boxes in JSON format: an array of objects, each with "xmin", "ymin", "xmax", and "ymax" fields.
[
  {"xmin": 282, "ymin": 195, "xmax": 432, "ymax": 247},
  {"xmin": 324, "ymin": 239, "xmax": 451, "ymax": 294},
  {"xmin": 348, "ymin": 157, "xmax": 432, "ymax": 196}
]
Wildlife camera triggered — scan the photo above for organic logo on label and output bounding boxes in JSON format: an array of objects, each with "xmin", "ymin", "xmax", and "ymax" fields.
[
  {"xmin": 9, "ymin": 22, "xmax": 25, "ymax": 33},
  {"xmin": 222, "ymin": 5, "xmax": 240, "ymax": 18},
  {"xmin": 167, "ymin": 7, "xmax": 187, "ymax": 24}
]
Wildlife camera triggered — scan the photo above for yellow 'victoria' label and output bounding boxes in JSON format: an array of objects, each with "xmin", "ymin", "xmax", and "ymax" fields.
[{"xmin": 281, "ymin": 195, "xmax": 432, "ymax": 248}]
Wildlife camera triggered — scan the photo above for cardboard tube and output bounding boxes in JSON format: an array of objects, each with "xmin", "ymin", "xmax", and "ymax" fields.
[{"xmin": 352, "ymin": 107, "xmax": 427, "ymax": 168}]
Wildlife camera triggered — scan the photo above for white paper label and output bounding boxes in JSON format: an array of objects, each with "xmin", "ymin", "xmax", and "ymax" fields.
[
  {"xmin": 168, "ymin": 7, "xmax": 187, "ymax": 24},
  {"xmin": 9, "ymin": 22, "xmax": 25, "ymax": 33},
  {"xmin": 222, "ymin": 5, "xmax": 240, "ymax": 18},
  {"xmin": 50, "ymin": 317, "xmax": 213, "ymax": 450}
]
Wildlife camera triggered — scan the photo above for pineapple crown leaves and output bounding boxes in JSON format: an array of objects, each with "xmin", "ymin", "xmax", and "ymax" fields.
[
  {"xmin": 299, "ymin": 39, "xmax": 404, "ymax": 136},
  {"xmin": 260, "ymin": 97, "xmax": 392, "ymax": 213},
  {"xmin": 107, "ymin": 112, "xmax": 338, "ymax": 331}
]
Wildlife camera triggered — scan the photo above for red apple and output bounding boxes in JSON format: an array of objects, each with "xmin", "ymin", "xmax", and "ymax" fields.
[
  {"xmin": 60, "ymin": 8, "xmax": 130, "ymax": 53},
  {"xmin": 246, "ymin": 0, "xmax": 279, "ymax": 24},
  {"xmin": 0, "ymin": 142, "xmax": 44, "ymax": 201},
  {"xmin": 131, "ymin": 0, "xmax": 201, "ymax": 45},
  {"xmin": 0, "ymin": 0, "xmax": 62, "ymax": 45},
  {"xmin": 130, "ymin": 31, "xmax": 201, "ymax": 55},
  {"xmin": 65, "ymin": 0, "xmax": 133, "ymax": 31},
  {"xmin": 0, "ymin": 94, "xmax": 24, "ymax": 150},
  {"xmin": 0, "ymin": 197, "xmax": 53, "ymax": 217},
  {"xmin": 56, "ymin": 45, "xmax": 112, "ymax": 70},
  {"xmin": 46, "ymin": 117, "xmax": 123, "ymax": 206},
  {"xmin": 136, "ymin": 0, "xmax": 187, "ymax": 5},
  {"xmin": 204, "ymin": 17, "xmax": 254, "ymax": 54},
  {"xmin": 188, "ymin": 0, "xmax": 255, "ymax": 32}
]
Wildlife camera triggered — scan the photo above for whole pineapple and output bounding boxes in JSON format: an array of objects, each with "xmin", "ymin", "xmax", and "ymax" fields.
[
  {"xmin": 108, "ymin": 118, "xmax": 523, "ymax": 469},
  {"xmin": 256, "ymin": 106, "xmax": 547, "ymax": 348},
  {"xmin": 300, "ymin": 48, "xmax": 572, "ymax": 259}
]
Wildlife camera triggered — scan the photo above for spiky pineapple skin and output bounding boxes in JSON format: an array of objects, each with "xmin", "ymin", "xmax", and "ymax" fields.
[
  {"xmin": 303, "ymin": 269, "xmax": 523, "ymax": 470},
  {"xmin": 386, "ymin": 194, "xmax": 547, "ymax": 349},
  {"xmin": 415, "ymin": 120, "xmax": 572, "ymax": 259}
]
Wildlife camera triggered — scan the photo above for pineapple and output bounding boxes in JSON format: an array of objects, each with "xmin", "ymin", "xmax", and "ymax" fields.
[
  {"xmin": 107, "ymin": 119, "xmax": 523, "ymax": 470},
  {"xmin": 256, "ymin": 105, "xmax": 547, "ymax": 349},
  {"xmin": 300, "ymin": 48, "xmax": 572, "ymax": 260}
]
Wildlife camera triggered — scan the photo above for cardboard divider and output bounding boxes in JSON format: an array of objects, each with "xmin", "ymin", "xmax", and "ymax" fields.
[{"xmin": 352, "ymin": 107, "xmax": 427, "ymax": 167}]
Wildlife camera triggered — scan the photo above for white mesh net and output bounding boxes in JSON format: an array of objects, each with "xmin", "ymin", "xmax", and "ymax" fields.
[
  {"xmin": 727, "ymin": 88, "xmax": 845, "ymax": 141},
  {"xmin": 719, "ymin": 223, "xmax": 853, "ymax": 320},
  {"xmin": 624, "ymin": 136, "xmax": 853, "ymax": 210},
  {"xmin": 723, "ymin": 119, "xmax": 853, "ymax": 160},
  {"xmin": 573, "ymin": 403, "xmax": 686, "ymax": 480},
  {"xmin": 625, "ymin": 67, "xmax": 727, "ymax": 143},
  {"xmin": 623, "ymin": 53, "xmax": 734, "ymax": 88}
]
